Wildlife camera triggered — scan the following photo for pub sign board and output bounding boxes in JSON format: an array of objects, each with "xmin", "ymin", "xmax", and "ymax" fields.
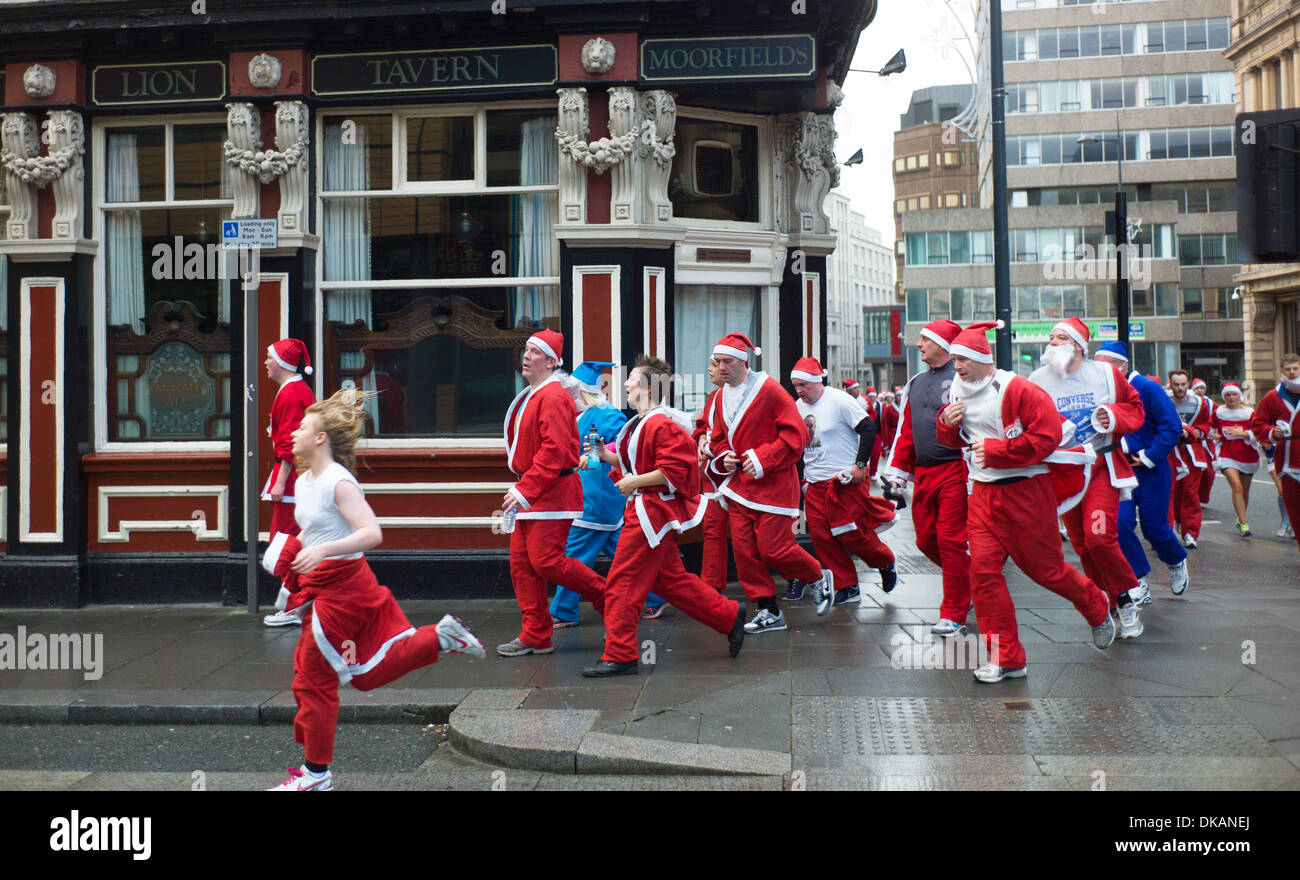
[
  {"xmin": 312, "ymin": 44, "xmax": 557, "ymax": 97},
  {"xmin": 92, "ymin": 61, "xmax": 227, "ymax": 107},
  {"xmin": 640, "ymin": 34, "xmax": 816, "ymax": 84}
]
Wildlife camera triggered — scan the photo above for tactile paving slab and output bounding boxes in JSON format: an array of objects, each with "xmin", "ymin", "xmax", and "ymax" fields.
[
  {"xmin": 889, "ymin": 553, "xmax": 942, "ymax": 576},
  {"xmin": 792, "ymin": 697, "xmax": 1277, "ymax": 757}
]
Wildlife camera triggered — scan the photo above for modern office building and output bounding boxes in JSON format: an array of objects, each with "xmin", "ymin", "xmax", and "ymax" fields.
[
  {"xmin": 902, "ymin": 0, "xmax": 1242, "ymax": 385},
  {"xmin": 826, "ymin": 191, "xmax": 899, "ymax": 389},
  {"xmin": 1226, "ymin": 0, "xmax": 1300, "ymax": 398},
  {"xmin": 0, "ymin": 0, "xmax": 875, "ymax": 604}
]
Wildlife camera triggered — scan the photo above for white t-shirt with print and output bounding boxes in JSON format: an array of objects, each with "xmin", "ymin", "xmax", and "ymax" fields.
[{"xmin": 796, "ymin": 386, "xmax": 868, "ymax": 483}]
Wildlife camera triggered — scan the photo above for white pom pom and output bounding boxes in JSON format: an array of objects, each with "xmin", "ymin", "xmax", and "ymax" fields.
[
  {"xmin": 305, "ymin": 366, "xmax": 313, "ymax": 375},
  {"xmin": 752, "ymin": 346, "xmax": 762, "ymax": 356},
  {"xmin": 994, "ymin": 319, "xmax": 1006, "ymax": 329},
  {"xmin": 821, "ymin": 369, "xmax": 828, "ymax": 377}
]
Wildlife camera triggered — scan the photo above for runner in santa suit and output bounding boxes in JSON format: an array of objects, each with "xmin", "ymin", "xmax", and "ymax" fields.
[
  {"xmin": 880, "ymin": 319, "xmax": 973, "ymax": 637},
  {"xmin": 1211, "ymin": 383, "xmax": 1262, "ymax": 538},
  {"xmin": 791, "ymin": 357, "xmax": 898, "ymax": 607},
  {"xmin": 581, "ymin": 355, "xmax": 747, "ymax": 676},
  {"xmin": 937, "ymin": 322, "xmax": 1116, "ymax": 683},
  {"xmin": 864, "ymin": 387, "xmax": 884, "ymax": 476},
  {"xmin": 1168, "ymin": 369, "xmax": 1213, "ymax": 548},
  {"xmin": 263, "ymin": 389, "xmax": 485, "ymax": 791},
  {"xmin": 842, "ymin": 378, "xmax": 864, "ymax": 405},
  {"xmin": 1192, "ymin": 378, "xmax": 1217, "ymax": 505},
  {"xmin": 1251, "ymin": 353, "xmax": 1300, "ymax": 552},
  {"xmin": 1029, "ymin": 317, "xmax": 1147, "ymax": 640},
  {"xmin": 262, "ymin": 338, "xmax": 318, "ymax": 628},
  {"xmin": 704, "ymin": 333, "xmax": 834, "ymax": 633},
  {"xmin": 693, "ymin": 358, "xmax": 732, "ymax": 593},
  {"xmin": 498, "ymin": 329, "xmax": 607, "ymax": 657},
  {"xmin": 878, "ymin": 390, "xmax": 900, "ymax": 465},
  {"xmin": 1094, "ymin": 343, "xmax": 1189, "ymax": 606}
]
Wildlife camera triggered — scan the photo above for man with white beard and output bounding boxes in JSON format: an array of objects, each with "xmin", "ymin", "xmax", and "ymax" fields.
[
  {"xmin": 1252, "ymin": 353, "xmax": 1300, "ymax": 553},
  {"xmin": 1029, "ymin": 318, "xmax": 1148, "ymax": 639}
]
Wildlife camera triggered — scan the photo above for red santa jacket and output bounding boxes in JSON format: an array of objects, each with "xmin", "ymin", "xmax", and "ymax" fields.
[
  {"xmin": 705, "ymin": 372, "xmax": 807, "ymax": 517},
  {"xmin": 936, "ymin": 370, "xmax": 1098, "ymax": 514},
  {"xmin": 1252, "ymin": 385, "xmax": 1300, "ymax": 481},
  {"xmin": 261, "ymin": 376, "xmax": 316, "ymax": 502},
  {"xmin": 879, "ymin": 400, "xmax": 900, "ymax": 456},
  {"xmin": 693, "ymin": 387, "xmax": 723, "ymax": 497},
  {"xmin": 612, "ymin": 407, "xmax": 707, "ymax": 548},
  {"xmin": 504, "ymin": 375, "xmax": 584, "ymax": 518},
  {"xmin": 1171, "ymin": 393, "xmax": 1213, "ymax": 473},
  {"xmin": 1210, "ymin": 405, "xmax": 1260, "ymax": 472}
]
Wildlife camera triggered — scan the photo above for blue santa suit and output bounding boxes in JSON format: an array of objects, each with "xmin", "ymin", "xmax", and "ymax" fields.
[
  {"xmin": 1116, "ymin": 369, "xmax": 1189, "ymax": 578},
  {"xmin": 549, "ymin": 403, "xmax": 665, "ymax": 622}
]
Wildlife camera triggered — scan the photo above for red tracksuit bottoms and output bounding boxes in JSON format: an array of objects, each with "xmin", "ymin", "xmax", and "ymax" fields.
[
  {"xmin": 1199, "ymin": 463, "xmax": 1214, "ymax": 504},
  {"xmin": 910, "ymin": 459, "xmax": 973, "ymax": 624},
  {"xmin": 804, "ymin": 480, "xmax": 894, "ymax": 588},
  {"xmin": 511, "ymin": 517, "xmax": 606, "ymax": 649},
  {"xmin": 270, "ymin": 502, "xmax": 299, "ymax": 538},
  {"xmin": 602, "ymin": 505, "xmax": 740, "ymax": 663},
  {"xmin": 1283, "ymin": 477, "xmax": 1300, "ymax": 552},
  {"xmin": 293, "ymin": 614, "xmax": 441, "ymax": 765},
  {"xmin": 1171, "ymin": 471, "xmax": 1205, "ymax": 539},
  {"xmin": 1060, "ymin": 464, "xmax": 1140, "ymax": 604},
  {"xmin": 728, "ymin": 502, "xmax": 823, "ymax": 602},
  {"xmin": 700, "ymin": 499, "xmax": 731, "ymax": 591},
  {"xmin": 968, "ymin": 474, "xmax": 1111, "ymax": 670}
]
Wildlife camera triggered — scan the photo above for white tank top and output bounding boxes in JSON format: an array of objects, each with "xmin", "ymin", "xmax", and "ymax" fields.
[{"xmin": 294, "ymin": 462, "xmax": 365, "ymax": 559}]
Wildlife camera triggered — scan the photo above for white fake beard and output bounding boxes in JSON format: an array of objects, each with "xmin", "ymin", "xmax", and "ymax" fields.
[
  {"xmin": 953, "ymin": 372, "xmax": 994, "ymax": 400},
  {"xmin": 1282, "ymin": 375, "xmax": 1300, "ymax": 394},
  {"xmin": 1042, "ymin": 343, "xmax": 1074, "ymax": 379}
]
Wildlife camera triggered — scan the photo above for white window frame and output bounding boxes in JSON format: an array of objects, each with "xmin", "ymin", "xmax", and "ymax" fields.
[
  {"xmin": 672, "ymin": 105, "xmax": 774, "ymax": 231},
  {"xmin": 0, "ymin": 197, "xmax": 8, "ymax": 455},
  {"xmin": 315, "ymin": 101, "xmax": 561, "ymax": 450},
  {"xmin": 92, "ymin": 113, "xmax": 235, "ymax": 453}
]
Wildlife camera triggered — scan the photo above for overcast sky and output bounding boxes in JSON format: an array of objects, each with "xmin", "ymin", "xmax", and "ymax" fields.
[{"xmin": 834, "ymin": 0, "xmax": 981, "ymax": 242}]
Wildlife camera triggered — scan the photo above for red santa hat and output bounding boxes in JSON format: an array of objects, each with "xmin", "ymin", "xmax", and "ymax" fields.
[
  {"xmin": 790, "ymin": 357, "xmax": 828, "ymax": 383},
  {"xmin": 1052, "ymin": 316, "xmax": 1090, "ymax": 352},
  {"xmin": 1190, "ymin": 377, "xmax": 1207, "ymax": 390},
  {"xmin": 842, "ymin": 378, "xmax": 860, "ymax": 392},
  {"xmin": 948, "ymin": 321, "xmax": 1004, "ymax": 365},
  {"xmin": 713, "ymin": 332, "xmax": 761, "ymax": 362},
  {"xmin": 268, "ymin": 338, "xmax": 313, "ymax": 375},
  {"xmin": 1221, "ymin": 382, "xmax": 1242, "ymax": 398},
  {"xmin": 866, "ymin": 387, "xmax": 878, "ymax": 398},
  {"xmin": 919, "ymin": 319, "xmax": 962, "ymax": 352},
  {"xmin": 526, "ymin": 328, "xmax": 565, "ymax": 366}
]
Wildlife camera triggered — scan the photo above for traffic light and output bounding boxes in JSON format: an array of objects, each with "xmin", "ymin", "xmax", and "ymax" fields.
[{"xmin": 1237, "ymin": 109, "xmax": 1300, "ymax": 263}]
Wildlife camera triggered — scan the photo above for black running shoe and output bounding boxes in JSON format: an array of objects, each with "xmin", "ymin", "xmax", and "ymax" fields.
[
  {"xmin": 879, "ymin": 563, "xmax": 898, "ymax": 594},
  {"xmin": 782, "ymin": 578, "xmax": 808, "ymax": 600},
  {"xmin": 727, "ymin": 602, "xmax": 747, "ymax": 657},
  {"xmin": 833, "ymin": 584, "xmax": 861, "ymax": 606}
]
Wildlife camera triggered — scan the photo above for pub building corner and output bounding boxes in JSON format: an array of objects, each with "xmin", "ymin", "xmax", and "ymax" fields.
[{"xmin": 0, "ymin": 0, "xmax": 875, "ymax": 606}]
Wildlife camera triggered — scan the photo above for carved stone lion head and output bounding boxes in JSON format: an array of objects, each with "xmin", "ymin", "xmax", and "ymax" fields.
[
  {"xmin": 580, "ymin": 38, "xmax": 616, "ymax": 75},
  {"xmin": 23, "ymin": 64, "xmax": 57, "ymax": 99},
  {"xmin": 248, "ymin": 53, "xmax": 283, "ymax": 90}
]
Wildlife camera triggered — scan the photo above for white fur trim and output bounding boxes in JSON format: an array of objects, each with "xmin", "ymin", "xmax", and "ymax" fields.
[
  {"xmin": 527, "ymin": 335, "xmax": 562, "ymax": 365},
  {"xmin": 515, "ymin": 509, "xmax": 582, "ymax": 520},
  {"xmin": 718, "ymin": 484, "xmax": 800, "ymax": 517},
  {"xmin": 262, "ymin": 531, "xmax": 291, "ymax": 575},
  {"xmin": 790, "ymin": 370, "xmax": 826, "ymax": 382},
  {"xmin": 745, "ymin": 448, "xmax": 765, "ymax": 479},
  {"xmin": 713, "ymin": 344, "xmax": 749, "ymax": 361},
  {"xmin": 919, "ymin": 328, "xmax": 952, "ymax": 351},
  {"xmin": 509, "ymin": 486, "xmax": 531, "ymax": 510},
  {"xmin": 1137, "ymin": 450, "xmax": 1155, "ymax": 470},
  {"xmin": 949, "ymin": 343, "xmax": 993, "ymax": 364},
  {"xmin": 829, "ymin": 522, "xmax": 858, "ymax": 536},
  {"xmin": 274, "ymin": 585, "xmax": 292, "ymax": 612},
  {"xmin": 1090, "ymin": 405, "xmax": 1116, "ymax": 436},
  {"xmin": 1052, "ymin": 321, "xmax": 1088, "ymax": 351}
]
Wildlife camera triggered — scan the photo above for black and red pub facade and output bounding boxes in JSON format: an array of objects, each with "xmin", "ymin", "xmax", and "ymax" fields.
[{"xmin": 0, "ymin": 0, "xmax": 875, "ymax": 605}]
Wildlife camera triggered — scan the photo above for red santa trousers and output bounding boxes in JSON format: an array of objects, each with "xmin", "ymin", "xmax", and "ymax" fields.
[
  {"xmin": 510, "ymin": 517, "xmax": 606, "ymax": 649},
  {"xmin": 728, "ymin": 503, "xmax": 823, "ymax": 602},
  {"xmin": 602, "ymin": 505, "xmax": 740, "ymax": 663},
  {"xmin": 1283, "ymin": 477, "xmax": 1300, "ymax": 552},
  {"xmin": 911, "ymin": 459, "xmax": 974, "ymax": 624},
  {"xmin": 804, "ymin": 480, "xmax": 894, "ymax": 588},
  {"xmin": 1060, "ymin": 466, "xmax": 1140, "ymax": 604},
  {"xmin": 700, "ymin": 500, "xmax": 731, "ymax": 591},
  {"xmin": 1199, "ymin": 462, "xmax": 1215, "ymax": 504},
  {"xmin": 1170, "ymin": 471, "xmax": 1204, "ymax": 539},
  {"xmin": 968, "ymin": 474, "xmax": 1111, "ymax": 670},
  {"xmin": 270, "ymin": 502, "xmax": 299, "ymax": 538}
]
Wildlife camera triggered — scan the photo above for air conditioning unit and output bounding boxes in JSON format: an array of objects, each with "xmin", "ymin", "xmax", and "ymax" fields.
[{"xmin": 683, "ymin": 139, "xmax": 740, "ymax": 198}]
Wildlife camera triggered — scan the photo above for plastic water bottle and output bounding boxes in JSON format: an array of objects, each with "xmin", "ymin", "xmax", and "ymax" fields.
[
  {"xmin": 501, "ymin": 508, "xmax": 517, "ymax": 534},
  {"xmin": 585, "ymin": 428, "xmax": 603, "ymax": 470}
]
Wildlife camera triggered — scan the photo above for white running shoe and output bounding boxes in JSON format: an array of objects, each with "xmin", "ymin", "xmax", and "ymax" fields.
[
  {"xmin": 1168, "ymin": 559, "xmax": 1189, "ymax": 596},
  {"xmin": 1127, "ymin": 581, "xmax": 1151, "ymax": 607},
  {"xmin": 437, "ymin": 614, "xmax": 486, "ymax": 659},
  {"xmin": 973, "ymin": 663, "xmax": 1027, "ymax": 683},
  {"xmin": 1277, "ymin": 524, "xmax": 1290, "ymax": 538},
  {"xmin": 1091, "ymin": 613, "xmax": 1116, "ymax": 650},
  {"xmin": 1182, "ymin": 532, "xmax": 1198, "ymax": 549},
  {"xmin": 263, "ymin": 610, "xmax": 303, "ymax": 627},
  {"xmin": 930, "ymin": 619, "xmax": 967, "ymax": 637},
  {"xmin": 267, "ymin": 766, "xmax": 333, "ymax": 791},
  {"xmin": 1117, "ymin": 604, "xmax": 1143, "ymax": 639},
  {"xmin": 813, "ymin": 569, "xmax": 835, "ymax": 617},
  {"xmin": 743, "ymin": 608, "xmax": 788, "ymax": 634}
]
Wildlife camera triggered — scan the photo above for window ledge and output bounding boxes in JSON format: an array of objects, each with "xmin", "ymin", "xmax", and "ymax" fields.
[{"xmin": 1, "ymin": 239, "xmax": 99, "ymax": 263}]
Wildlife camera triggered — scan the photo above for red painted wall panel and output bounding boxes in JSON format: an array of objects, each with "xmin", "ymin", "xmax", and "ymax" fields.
[{"xmin": 26, "ymin": 285, "xmax": 60, "ymax": 535}]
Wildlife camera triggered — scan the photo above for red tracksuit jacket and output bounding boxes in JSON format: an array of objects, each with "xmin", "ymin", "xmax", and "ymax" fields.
[
  {"xmin": 1252, "ymin": 385, "xmax": 1300, "ymax": 481},
  {"xmin": 504, "ymin": 375, "xmax": 584, "ymax": 518},
  {"xmin": 705, "ymin": 372, "xmax": 808, "ymax": 517},
  {"xmin": 612, "ymin": 408, "xmax": 707, "ymax": 548},
  {"xmin": 262, "ymin": 376, "xmax": 316, "ymax": 501}
]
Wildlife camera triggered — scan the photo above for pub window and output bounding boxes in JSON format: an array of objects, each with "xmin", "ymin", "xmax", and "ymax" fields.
[
  {"xmin": 674, "ymin": 285, "xmax": 759, "ymax": 413},
  {"xmin": 96, "ymin": 118, "xmax": 234, "ymax": 447},
  {"xmin": 318, "ymin": 105, "xmax": 561, "ymax": 440},
  {"xmin": 669, "ymin": 115, "xmax": 762, "ymax": 224}
]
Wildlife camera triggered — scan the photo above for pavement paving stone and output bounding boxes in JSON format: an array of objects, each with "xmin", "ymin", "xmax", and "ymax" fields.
[
  {"xmin": 67, "ymin": 689, "xmax": 274, "ymax": 724},
  {"xmin": 620, "ymin": 708, "xmax": 702, "ymax": 744},
  {"xmin": 458, "ymin": 688, "xmax": 533, "ymax": 710},
  {"xmin": 576, "ymin": 731, "xmax": 790, "ymax": 776},
  {"xmin": 449, "ymin": 707, "xmax": 596, "ymax": 774}
]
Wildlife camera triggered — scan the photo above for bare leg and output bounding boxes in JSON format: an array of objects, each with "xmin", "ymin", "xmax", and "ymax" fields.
[{"xmin": 1223, "ymin": 468, "xmax": 1246, "ymax": 525}]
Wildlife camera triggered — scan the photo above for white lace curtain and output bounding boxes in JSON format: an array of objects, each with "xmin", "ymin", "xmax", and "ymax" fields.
[
  {"xmin": 106, "ymin": 132, "xmax": 145, "ymax": 331},
  {"xmin": 673, "ymin": 285, "xmax": 759, "ymax": 413},
  {"xmin": 512, "ymin": 115, "xmax": 558, "ymax": 328}
]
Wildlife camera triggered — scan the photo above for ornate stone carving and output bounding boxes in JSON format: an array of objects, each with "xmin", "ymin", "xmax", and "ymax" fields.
[
  {"xmin": 778, "ymin": 112, "xmax": 838, "ymax": 235},
  {"xmin": 1, "ymin": 112, "xmax": 39, "ymax": 240},
  {"xmin": 555, "ymin": 88, "xmax": 590, "ymax": 224},
  {"xmin": 826, "ymin": 80, "xmax": 845, "ymax": 107},
  {"xmin": 248, "ymin": 53, "xmax": 283, "ymax": 90},
  {"xmin": 580, "ymin": 38, "xmax": 616, "ymax": 74},
  {"xmin": 639, "ymin": 90, "xmax": 676, "ymax": 224},
  {"xmin": 225, "ymin": 102, "xmax": 308, "ymax": 219},
  {"xmin": 44, "ymin": 110, "xmax": 86, "ymax": 239},
  {"xmin": 607, "ymin": 87, "xmax": 639, "ymax": 222},
  {"xmin": 555, "ymin": 93, "xmax": 640, "ymax": 175},
  {"xmin": 274, "ymin": 100, "xmax": 310, "ymax": 234},
  {"xmin": 23, "ymin": 64, "xmax": 56, "ymax": 99}
]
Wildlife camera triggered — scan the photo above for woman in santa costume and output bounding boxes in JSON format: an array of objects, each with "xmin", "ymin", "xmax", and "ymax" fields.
[
  {"xmin": 264, "ymin": 389, "xmax": 486, "ymax": 791},
  {"xmin": 262, "ymin": 338, "xmax": 318, "ymax": 628},
  {"xmin": 1029, "ymin": 316, "xmax": 1148, "ymax": 640},
  {"xmin": 1251, "ymin": 353, "xmax": 1300, "ymax": 552},
  {"xmin": 581, "ymin": 355, "xmax": 747, "ymax": 676},
  {"xmin": 937, "ymin": 322, "xmax": 1115, "ymax": 682},
  {"xmin": 498, "ymin": 329, "xmax": 608, "ymax": 657},
  {"xmin": 693, "ymin": 357, "xmax": 732, "ymax": 593},
  {"xmin": 704, "ymin": 333, "xmax": 834, "ymax": 632},
  {"xmin": 790, "ymin": 356, "xmax": 897, "ymax": 606},
  {"xmin": 1192, "ymin": 378, "xmax": 1218, "ymax": 505},
  {"xmin": 1167, "ymin": 369, "xmax": 1214, "ymax": 548},
  {"xmin": 1210, "ymin": 383, "xmax": 1261, "ymax": 537}
]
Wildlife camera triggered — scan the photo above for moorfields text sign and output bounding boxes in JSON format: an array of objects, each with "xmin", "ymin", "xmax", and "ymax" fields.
[
  {"xmin": 640, "ymin": 35, "xmax": 816, "ymax": 83},
  {"xmin": 312, "ymin": 45, "xmax": 557, "ymax": 96}
]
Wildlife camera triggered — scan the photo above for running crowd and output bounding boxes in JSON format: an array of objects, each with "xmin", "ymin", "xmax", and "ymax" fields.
[{"xmin": 254, "ymin": 324, "xmax": 1300, "ymax": 789}]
